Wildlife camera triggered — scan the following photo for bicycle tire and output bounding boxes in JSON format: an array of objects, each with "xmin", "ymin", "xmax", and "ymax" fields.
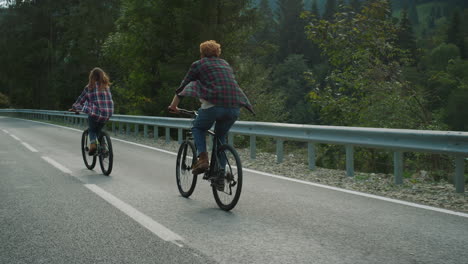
[
  {"xmin": 81, "ymin": 129, "xmax": 96, "ymax": 170},
  {"xmin": 176, "ymin": 140, "xmax": 197, "ymax": 197},
  {"xmin": 99, "ymin": 131, "xmax": 113, "ymax": 176},
  {"xmin": 212, "ymin": 144, "xmax": 243, "ymax": 211}
]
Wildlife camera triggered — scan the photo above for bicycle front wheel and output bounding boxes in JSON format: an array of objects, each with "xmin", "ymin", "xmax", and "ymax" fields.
[
  {"xmin": 98, "ymin": 132, "xmax": 113, "ymax": 176},
  {"xmin": 212, "ymin": 144, "xmax": 243, "ymax": 211},
  {"xmin": 81, "ymin": 129, "xmax": 96, "ymax": 169},
  {"xmin": 176, "ymin": 140, "xmax": 197, "ymax": 197}
]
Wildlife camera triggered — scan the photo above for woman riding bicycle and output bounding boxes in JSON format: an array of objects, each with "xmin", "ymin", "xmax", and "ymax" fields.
[
  {"xmin": 70, "ymin": 67, "xmax": 114, "ymax": 155},
  {"xmin": 168, "ymin": 40, "xmax": 253, "ymax": 186}
]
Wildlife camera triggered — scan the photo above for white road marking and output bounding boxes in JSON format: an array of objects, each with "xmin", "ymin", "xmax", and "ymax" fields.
[
  {"xmin": 21, "ymin": 142, "xmax": 38, "ymax": 152},
  {"xmin": 112, "ymin": 138, "xmax": 176, "ymax": 156},
  {"xmin": 8, "ymin": 133, "xmax": 38, "ymax": 152},
  {"xmin": 41, "ymin": 156, "xmax": 72, "ymax": 174},
  {"xmin": 10, "ymin": 134, "xmax": 21, "ymax": 141},
  {"xmin": 244, "ymin": 168, "xmax": 468, "ymax": 218},
  {"xmin": 2, "ymin": 129, "xmax": 9, "ymax": 134},
  {"xmin": 85, "ymin": 184, "xmax": 184, "ymax": 247},
  {"xmin": 9, "ymin": 117, "xmax": 468, "ymax": 218},
  {"xmin": 39, "ymin": 155, "xmax": 185, "ymax": 246}
]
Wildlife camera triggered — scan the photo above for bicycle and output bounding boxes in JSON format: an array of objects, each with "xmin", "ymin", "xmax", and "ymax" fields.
[
  {"xmin": 175, "ymin": 108, "xmax": 243, "ymax": 211},
  {"xmin": 67, "ymin": 111, "xmax": 114, "ymax": 176}
]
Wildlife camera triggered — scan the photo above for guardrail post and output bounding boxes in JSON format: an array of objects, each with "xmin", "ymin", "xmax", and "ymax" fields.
[
  {"xmin": 119, "ymin": 122, "xmax": 123, "ymax": 135},
  {"xmin": 346, "ymin": 145, "xmax": 354, "ymax": 177},
  {"xmin": 276, "ymin": 139, "xmax": 284, "ymax": 163},
  {"xmin": 112, "ymin": 122, "xmax": 116, "ymax": 135},
  {"xmin": 144, "ymin": 125, "xmax": 148, "ymax": 138},
  {"xmin": 455, "ymin": 156, "xmax": 465, "ymax": 193},
  {"xmin": 228, "ymin": 133, "xmax": 234, "ymax": 146},
  {"xmin": 308, "ymin": 142, "xmax": 316, "ymax": 170},
  {"xmin": 134, "ymin": 124, "xmax": 139, "ymax": 136},
  {"xmin": 165, "ymin": 127, "xmax": 170, "ymax": 143},
  {"xmin": 394, "ymin": 151, "xmax": 403, "ymax": 184},
  {"xmin": 250, "ymin": 135, "xmax": 256, "ymax": 159},
  {"xmin": 154, "ymin": 126, "xmax": 159, "ymax": 141},
  {"xmin": 126, "ymin": 123, "xmax": 130, "ymax": 136},
  {"xmin": 178, "ymin": 128, "xmax": 183, "ymax": 144}
]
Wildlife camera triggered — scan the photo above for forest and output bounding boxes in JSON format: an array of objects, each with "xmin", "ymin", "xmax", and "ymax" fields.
[{"xmin": 1, "ymin": 0, "xmax": 467, "ymax": 175}]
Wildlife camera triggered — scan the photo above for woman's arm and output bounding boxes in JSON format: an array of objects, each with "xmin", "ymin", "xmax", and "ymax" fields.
[{"xmin": 71, "ymin": 87, "xmax": 88, "ymax": 111}]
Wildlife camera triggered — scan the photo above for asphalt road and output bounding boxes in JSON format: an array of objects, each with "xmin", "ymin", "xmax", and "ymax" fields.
[{"xmin": 1, "ymin": 116, "xmax": 467, "ymax": 264}]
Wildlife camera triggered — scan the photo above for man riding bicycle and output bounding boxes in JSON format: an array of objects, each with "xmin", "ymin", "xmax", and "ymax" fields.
[{"xmin": 168, "ymin": 40, "xmax": 253, "ymax": 188}]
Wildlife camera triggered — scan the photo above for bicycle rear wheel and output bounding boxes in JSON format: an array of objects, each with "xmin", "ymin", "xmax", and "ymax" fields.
[
  {"xmin": 81, "ymin": 129, "xmax": 96, "ymax": 169},
  {"xmin": 98, "ymin": 131, "xmax": 113, "ymax": 176},
  {"xmin": 212, "ymin": 144, "xmax": 243, "ymax": 211},
  {"xmin": 176, "ymin": 140, "xmax": 197, "ymax": 197}
]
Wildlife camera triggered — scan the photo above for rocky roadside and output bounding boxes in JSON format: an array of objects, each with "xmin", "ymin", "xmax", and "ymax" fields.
[{"xmin": 109, "ymin": 132, "xmax": 468, "ymax": 214}]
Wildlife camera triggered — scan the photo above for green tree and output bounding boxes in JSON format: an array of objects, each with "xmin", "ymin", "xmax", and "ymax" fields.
[
  {"xmin": 408, "ymin": 0, "xmax": 419, "ymax": 26},
  {"xmin": 445, "ymin": 84, "xmax": 468, "ymax": 131},
  {"xmin": 0, "ymin": 92, "xmax": 9, "ymax": 108},
  {"xmin": 304, "ymin": 0, "xmax": 426, "ymax": 128},
  {"xmin": 311, "ymin": 0, "xmax": 320, "ymax": 18},
  {"xmin": 252, "ymin": 0, "xmax": 278, "ymax": 65},
  {"xmin": 323, "ymin": 0, "xmax": 336, "ymax": 20},
  {"xmin": 271, "ymin": 54, "xmax": 315, "ymax": 123},
  {"xmin": 447, "ymin": 11, "xmax": 466, "ymax": 59},
  {"xmin": 276, "ymin": 0, "xmax": 307, "ymax": 62},
  {"xmin": 397, "ymin": 8, "xmax": 417, "ymax": 62},
  {"xmin": 350, "ymin": 0, "xmax": 361, "ymax": 13},
  {"xmin": 234, "ymin": 57, "xmax": 288, "ymax": 122},
  {"xmin": 103, "ymin": 0, "xmax": 256, "ymax": 115}
]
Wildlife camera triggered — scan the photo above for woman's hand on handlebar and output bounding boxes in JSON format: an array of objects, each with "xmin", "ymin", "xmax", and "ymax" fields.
[{"xmin": 68, "ymin": 108, "xmax": 80, "ymax": 114}]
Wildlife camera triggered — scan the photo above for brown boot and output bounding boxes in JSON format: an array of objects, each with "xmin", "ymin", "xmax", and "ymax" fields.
[
  {"xmin": 192, "ymin": 152, "xmax": 209, "ymax": 175},
  {"xmin": 88, "ymin": 143, "xmax": 97, "ymax": 156}
]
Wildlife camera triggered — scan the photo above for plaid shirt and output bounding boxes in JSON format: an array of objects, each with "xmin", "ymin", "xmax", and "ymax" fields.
[
  {"xmin": 176, "ymin": 57, "xmax": 254, "ymax": 114},
  {"xmin": 72, "ymin": 85, "xmax": 114, "ymax": 123}
]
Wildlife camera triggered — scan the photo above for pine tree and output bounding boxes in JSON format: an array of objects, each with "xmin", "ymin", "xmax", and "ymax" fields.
[
  {"xmin": 257, "ymin": 0, "xmax": 276, "ymax": 42},
  {"xmin": 311, "ymin": 0, "xmax": 319, "ymax": 18},
  {"xmin": 276, "ymin": 0, "xmax": 307, "ymax": 61},
  {"xmin": 337, "ymin": 0, "xmax": 345, "ymax": 11},
  {"xmin": 397, "ymin": 8, "xmax": 417, "ymax": 61},
  {"xmin": 447, "ymin": 11, "xmax": 466, "ymax": 59},
  {"xmin": 408, "ymin": 0, "xmax": 419, "ymax": 25},
  {"xmin": 323, "ymin": 0, "xmax": 336, "ymax": 21},
  {"xmin": 350, "ymin": 0, "xmax": 361, "ymax": 13}
]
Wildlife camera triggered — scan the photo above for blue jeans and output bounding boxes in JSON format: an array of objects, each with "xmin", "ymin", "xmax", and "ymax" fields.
[
  {"xmin": 88, "ymin": 116, "xmax": 105, "ymax": 144},
  {"xmin": 192, "ymin": 106, "xmax": 240, "ymax": 167}
]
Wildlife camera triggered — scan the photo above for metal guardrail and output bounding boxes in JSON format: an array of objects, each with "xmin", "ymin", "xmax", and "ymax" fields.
[{"xmin": 1, "ymin": 108, "xmax": 467, "ymax": 193}]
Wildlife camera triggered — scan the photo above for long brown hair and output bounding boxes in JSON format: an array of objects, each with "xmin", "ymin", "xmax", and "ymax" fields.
[{"xmin": 87, "ymin": 67, "xmax": 111, "ymax": 91}]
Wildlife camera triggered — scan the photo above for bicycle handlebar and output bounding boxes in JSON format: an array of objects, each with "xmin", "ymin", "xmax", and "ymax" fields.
[{"xmin": 174, "ymin": 108, "xmax": 197, "ymax": 117}]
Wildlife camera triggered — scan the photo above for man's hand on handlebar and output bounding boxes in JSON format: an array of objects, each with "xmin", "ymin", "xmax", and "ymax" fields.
[{"xmin": 167, "ymin": 105, "xmax": 180, "ymax": 114}]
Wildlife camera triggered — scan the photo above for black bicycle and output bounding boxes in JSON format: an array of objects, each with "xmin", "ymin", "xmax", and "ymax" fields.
[
  {"xmin": 68, "ymin": 111, "xmax": 114, "ymax": 175},
  {"xmin": 175, "ymin": 109, "xmax": 243, "ymax": 211},
  {"xmin": 81, "ymin": 127, "xmax": 113, "ymax": 176}
]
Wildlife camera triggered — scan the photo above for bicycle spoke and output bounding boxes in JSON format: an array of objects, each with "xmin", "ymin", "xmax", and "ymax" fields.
[
  {"xmin": 176, "ymin": 141, "xmax": 197, "ymax": 197},
  {"xmin": 212, "ymin": 144, "xmax": 242, "ymax": 211}
]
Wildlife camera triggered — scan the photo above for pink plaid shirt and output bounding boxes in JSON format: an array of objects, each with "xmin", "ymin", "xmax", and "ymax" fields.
[{"xmin": 72, "ymin": 85, "xmax": 114, "ymax": 123}]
